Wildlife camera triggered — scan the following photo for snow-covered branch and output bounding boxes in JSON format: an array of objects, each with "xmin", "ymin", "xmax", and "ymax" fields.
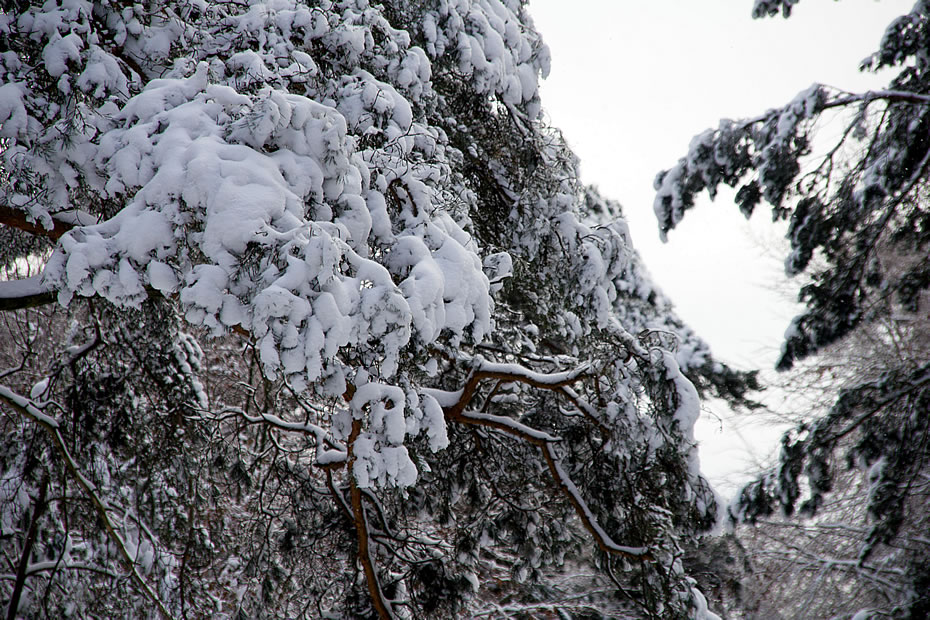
[
  {"xmin": 541, "ymin": 443, "xmax": 652, "ymax": 560},
  {"xmin": 436, "ymin": 358, "xmax": 654, "ymax": 562},
  {"xmin": 0, "ymin": 204, "xmax": 97, "ymax": 241},
  {"xmin": 0, "ymin": 385, "xmax": 176, "ymax": 620},
  {"xmin": 347, "ymin": 419, "xmax": 395, "ymax": 620},
  {"xmin": 217, "ymin": 406, "xmax": 347, "ymax": 467},
  {"xmin": 0, "ymin": 275, "xmax": 57, "ymax": 312},
  {"xmin": 454, "ymin": 409, "xmax": 560, "ymax": 443},
  {"xmin": 440, "ymin": 357, "xmax": 592, "ymax": 420}
]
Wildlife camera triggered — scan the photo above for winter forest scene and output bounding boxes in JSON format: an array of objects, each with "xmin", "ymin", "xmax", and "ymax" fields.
[{"xmin": 0, "ymin": 0, "xmax": 928, "ymax": 617}]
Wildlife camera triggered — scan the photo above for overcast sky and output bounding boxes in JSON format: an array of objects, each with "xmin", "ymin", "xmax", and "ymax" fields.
[{"xmin": 527, "ymin": 0, "xmax": 915, "ymax": 488}]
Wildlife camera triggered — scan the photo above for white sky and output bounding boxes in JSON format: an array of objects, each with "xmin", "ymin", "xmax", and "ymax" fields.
[{"xmin": 527, "ymin": 0, "xmax": 914, "ymax": 489}]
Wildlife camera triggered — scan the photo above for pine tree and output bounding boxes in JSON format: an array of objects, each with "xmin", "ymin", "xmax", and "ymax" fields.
[
  {"xmin": 655, "ymin": 2, "xmax": 930, "ymax": 616},
  {"xmin": 0, "ymin": 1, "xmax": 755, "ymax": 617}
]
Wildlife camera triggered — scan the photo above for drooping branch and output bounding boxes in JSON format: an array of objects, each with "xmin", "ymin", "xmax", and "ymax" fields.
[
  {"xmin": 540, "ymin": 443, "xmax": 650, "ymax": 559},
  {"xmin": 737, "ymin": 88, "xmax": 930, "ymax": 130},
  {"xmin": 217, "ymin": 406, "xmax": 347, "ymax": 467},
  {"xmin": 0, "ymin": 385, "xmax": 177, "ymax": 620},
  {"xmin": 438, "ymin": 359, "xmax": 654, "ymax": 562},
  {"xmin": 325, "ymin": 468, "xmax": 354, "ymax": 522},
  {"xmin": 559, "ymin": 385, "xmax": 611, "ymax": 436}
]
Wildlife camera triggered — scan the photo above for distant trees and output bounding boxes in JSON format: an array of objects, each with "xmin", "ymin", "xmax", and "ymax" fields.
[
  {"xmin": 723, "ymin": 292, "xmax": 930, "ymax": 618},
  {"xmin": 0, "ymin": 1, "xmax": 756, "ymax": 618},
  {"xmin": 657, "ymin": 1, "xmax": 930, "ymax": 617}
]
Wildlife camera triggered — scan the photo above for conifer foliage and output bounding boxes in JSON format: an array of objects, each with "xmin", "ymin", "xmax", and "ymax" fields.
[
  {"xmin": 0, "ymin": 1, "xmax": 750, "ymax": 617},
  {"xmin": 656, "ymin": 1, "xmax": 930, "ymax": 616}
]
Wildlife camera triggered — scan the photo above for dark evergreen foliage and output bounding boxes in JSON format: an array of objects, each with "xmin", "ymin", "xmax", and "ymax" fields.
[{"xmin": 657, "ymin": 2, "xmax": 930, "ymax": 616}]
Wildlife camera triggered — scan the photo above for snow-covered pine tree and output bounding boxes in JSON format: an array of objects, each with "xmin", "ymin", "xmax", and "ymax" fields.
[
  {"xmin": 1, "ymin": 1, "xmax": 754, "ymax": 617},
  {"xmin": 655, "ymin": 1, "xmax": 930, "ymax": 616}
]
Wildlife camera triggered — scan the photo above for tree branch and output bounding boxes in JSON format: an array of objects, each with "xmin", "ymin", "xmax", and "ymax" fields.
[
  {"xmin": 440, "ymin": 360, "xmax": 654, "ymax": 562},
  {"xmin": 443, "ymin": 357, "xmax": 591, "ymax": 419},
  {"xmin": 0, "ymin": 204, "xmax": 96, "ymax": 241},
  {"xmin": 6, "ymin": 473, "xmax": 49, "ymax": 620},
  {"xmin": 737, "ymin": 88, "xmax": 930, "ymax": 130},
  {"xmin": 0, "ymin": 385, "xmax": 177, "ymax": 620},
  {"xmin": 0, "ymin": 275, "xmax": 58, "ymax": 312},
  {"xmin": 347, "ymin": 418, "xmax": 394, "ymax": 620},
  {"xmin": 541, "ymin": 443, "xmax": 651, "ymax": 560}
]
